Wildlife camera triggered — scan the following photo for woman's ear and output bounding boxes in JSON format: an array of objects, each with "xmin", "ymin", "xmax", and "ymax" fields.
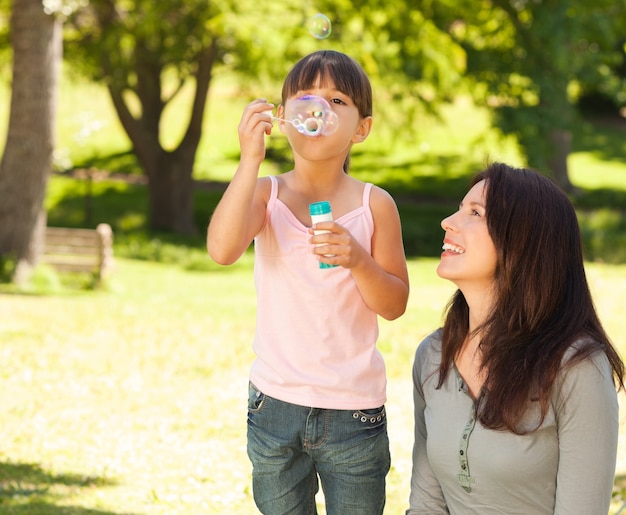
[{"xmin": 352, "ymin": 116, "xmax": 373, "ymax": 143}]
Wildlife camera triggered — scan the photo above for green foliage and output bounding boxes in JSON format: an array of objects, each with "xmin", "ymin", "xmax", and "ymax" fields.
[
  {"xmin": 415, "ymin": 0, "xmax": 626, "ymax": 173},
  {"xmin": 65, "ymin": 0, "xmax": 229, "ymax": 84},
  {"xmin": 46, "ymin": 175, "xmax": 147, "ymax": 229},
  {"xmin": 0, "ymin": 252, "xmax": 15, "ymax": 281},
  {"xmin": 38, "ymin": 158, "xmax": 626, "ymax": 267},
  {"xmin": 579, "ymin": 208, "xmax": 626, "ymax": 264},
  {"xmin": 31, "ymin": 73, "xmax": 624, "ymax": 267},
  {"xmin": 25, "ymin": 264, "xmax": 64, "ymax": 293},
  {"xmin": 61, "ymin": 0, "xmax": 468, "ymax": 154},
  {"xmin": 54, "ymin": 0, "xmax": 626, "ymax": 187},
  {"xmin": 398, "ymin": 203, "xmax": 453, "ymax": 257},
  {"xmin": 113, "ymin": 230, "xmax": 239, "ymax": 273},
  {"xmin": 0, "ymin": 0, "xmax": 10, "ymax": 81},
  {"xmin": 0, "ymin": 255, "xmax": 103, "ymax": 293}
]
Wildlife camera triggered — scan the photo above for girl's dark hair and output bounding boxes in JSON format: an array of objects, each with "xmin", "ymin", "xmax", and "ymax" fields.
[
  {"xmin": 437, "ymin": 162, "xmax": 624, "ymax": 433},
  {"xmin": 281, "ymin": 50, "xmax": 372, "ymax": 172}
]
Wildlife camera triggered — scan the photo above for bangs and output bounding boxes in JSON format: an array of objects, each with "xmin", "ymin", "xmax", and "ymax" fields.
[
  {"xmin": 281, "ymin": 63, "xmax": 327, "ymax": 100},
  {"xmin": 281, "ymin": 51, "xmax": 372, "ymax": 118}
]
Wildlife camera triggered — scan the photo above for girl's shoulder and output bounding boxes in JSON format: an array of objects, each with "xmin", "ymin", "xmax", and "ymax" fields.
[
  {"xmin": 255, "ymin": 176, "xmax": 276, "ymax": 207},
  {"xmin": 368, "ymin": 182, "xmax": 394, "ymax": 200},
  {"xmin": 366, "ymin": 183, "xmax": 400, "ymax": 215},
  {"xmin": 257, "ymin": 175, "xmax": 275, "ymax": 191}
]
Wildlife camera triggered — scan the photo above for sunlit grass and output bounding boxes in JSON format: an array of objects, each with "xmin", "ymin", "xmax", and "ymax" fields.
[
  {"xmin": 0, "ymin": 258, "xmax": 256, "ymax": 513},
  {"xmin": 1, "ymin": 258, "xmax": 626, "ymax": 513},
  {"xmin": 570, "ymin": 153, "xmax": 626, "ymax": 190}
]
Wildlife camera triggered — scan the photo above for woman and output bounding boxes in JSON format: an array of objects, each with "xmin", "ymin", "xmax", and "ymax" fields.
[{"xmin": 407, "ymin": 162, "xmax": 623, "ymax": 514}]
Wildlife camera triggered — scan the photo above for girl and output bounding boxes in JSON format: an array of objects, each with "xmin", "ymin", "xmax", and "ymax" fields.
[
  {"xmin": 406, "ymin": 162, "xmax": 624, "ymax": 514},
  {"xmin": 208, "ymin": 50, "xmax": 409, "ymax": 514}
]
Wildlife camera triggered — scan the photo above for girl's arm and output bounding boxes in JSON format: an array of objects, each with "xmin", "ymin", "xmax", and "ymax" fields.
[
  {"xmin": 311, "ymin": 186, "xmax": 409, "ymax": 320},
  {"xmin": 207, "ymin": 99, "xmax": 274, "ymax": 265},
  {"xmin": 553, "ymin": 352, "xmax": 619, "ymax": 514},
  {"xmin": 358, "ymin": 186, "xmax": 409, "ymax": 319}
]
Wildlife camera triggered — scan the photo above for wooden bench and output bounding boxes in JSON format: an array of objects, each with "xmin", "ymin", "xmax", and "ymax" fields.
[{"xmin": 42, "ymin": 223, "xmax": 114, "ymax": 282}]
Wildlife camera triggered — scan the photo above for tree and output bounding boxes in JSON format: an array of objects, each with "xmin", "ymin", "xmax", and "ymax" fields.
[
  {"xmin": 414, "ymin": 0, "xmax": 626, "ymax": 192},
  {"xmin": 64, "ymin": 0, "xmax": 465, "ymax": 235},
  {"xmin": 65, "ymin": 0, "xmax": 231, "ymax": 235},
  {"xmin": 0, "ymin": 0, "xmax": 62, "ymax": 284}
]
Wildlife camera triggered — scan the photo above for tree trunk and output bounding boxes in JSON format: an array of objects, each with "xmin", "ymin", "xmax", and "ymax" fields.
[
  {"xmin": 146, "ymin": 149, "xmax": 197, "ymax": 235},
  {"xmin": 547, "ymin": 129, "xmax": 574, "ymax": 194},
  {"xmin": 105, "ymin": 41, "xmax": 216, "ymax": 236},
  {"xmin": 0, "ymin": 0, "xmax": 61, "ymax": 284}
]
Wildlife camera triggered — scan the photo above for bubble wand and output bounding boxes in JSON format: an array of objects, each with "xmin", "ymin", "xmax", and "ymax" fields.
[{"xmin": 266, "ymin": 95, "xmax": 339, "ymax": 137}]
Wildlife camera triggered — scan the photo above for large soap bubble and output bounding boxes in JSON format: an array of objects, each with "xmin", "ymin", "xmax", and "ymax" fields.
[
  {"xmin": 282, "ymin": 95, "xmax": 339, "ymax": 137},
  {"xmin": 308, "ymin": 13, "xmax": 332, "ymax": 40}
]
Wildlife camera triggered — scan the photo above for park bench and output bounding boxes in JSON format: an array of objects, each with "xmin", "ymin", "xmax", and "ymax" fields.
[{"xmin": 42, "ymin": 223, "xmax": 114, "ymax": 282}]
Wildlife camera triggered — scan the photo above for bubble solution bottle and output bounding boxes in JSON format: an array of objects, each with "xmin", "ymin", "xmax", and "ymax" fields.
[{"xmin": 309, "ymin": 201, "xmax": 338, "ymax": 269}]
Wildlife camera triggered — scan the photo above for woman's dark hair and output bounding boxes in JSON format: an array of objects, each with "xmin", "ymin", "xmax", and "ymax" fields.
[
  {"xmin": 281, "ymin": 50, "xmax": 372, "ymax": 172},
  {"xmin": 437, "ymin": 162, "xmax": 624, "ymax": 433}
]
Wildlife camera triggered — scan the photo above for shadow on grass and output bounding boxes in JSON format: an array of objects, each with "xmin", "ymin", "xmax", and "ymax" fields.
[
  {"xmin": 0, "ymin": 461, "xmax": 133, "ymax": 514},
  {"xmin": 72, "ymin": 150, "xmax": 141, "ymax": 177}
]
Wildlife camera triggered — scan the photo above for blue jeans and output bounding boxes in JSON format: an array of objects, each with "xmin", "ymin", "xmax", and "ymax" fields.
[{"xmin": 246, "ymin": 382, "xmax": 390, "ymax": 515}]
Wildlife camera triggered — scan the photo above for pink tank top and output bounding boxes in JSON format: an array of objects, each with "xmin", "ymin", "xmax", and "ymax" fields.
[{"xmin": 249, "ymin": 175, "xmax": 386, "ymax": 410}]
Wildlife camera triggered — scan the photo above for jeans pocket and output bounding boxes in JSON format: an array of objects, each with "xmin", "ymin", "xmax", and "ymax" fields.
[
  {"xmin": 248, "ymin": 382, "xmax": 266, "ymax": 413},
  {"xmin": 352, "ymin": 405, "xmax": 386, "ymax": 428}
]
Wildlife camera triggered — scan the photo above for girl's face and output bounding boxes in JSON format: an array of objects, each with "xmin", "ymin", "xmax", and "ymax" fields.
[
  {"xmin": 277, "ymin": 75, "xmax": 371, "ymax": 163},
  {"xmin": 436, "ymin": 180, "xmax": 498, "ymax": 291}
]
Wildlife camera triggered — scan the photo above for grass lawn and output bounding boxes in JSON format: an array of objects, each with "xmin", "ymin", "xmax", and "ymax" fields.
[{"xmin": 1, "ymin": 256, "xmax": 626, "ymax": 514}]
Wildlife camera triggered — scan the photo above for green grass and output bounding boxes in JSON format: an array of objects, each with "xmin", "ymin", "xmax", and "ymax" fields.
[{"xmin": 1, "ymin": 258, "xmax": 626, "ymax": 514}]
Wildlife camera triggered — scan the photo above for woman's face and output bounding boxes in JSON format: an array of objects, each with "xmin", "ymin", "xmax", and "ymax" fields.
[{"xmin": 436, "ymin": 180, "xmax": 498, "ymax": 291}]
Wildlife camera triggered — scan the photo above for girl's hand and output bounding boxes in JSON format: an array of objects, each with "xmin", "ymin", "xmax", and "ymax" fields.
[
  {"xmin": 309, "ymin": 221, "xmax": 365, "ymax": 269},
  {"xmin": 238, "ymin": 99, "xmax": 274, "ymax": 165}
]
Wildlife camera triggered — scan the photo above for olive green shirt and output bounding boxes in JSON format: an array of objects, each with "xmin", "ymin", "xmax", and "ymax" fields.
[{"xmin": 407, "ymin": 329, "xmax": 619, "ymax": 515}]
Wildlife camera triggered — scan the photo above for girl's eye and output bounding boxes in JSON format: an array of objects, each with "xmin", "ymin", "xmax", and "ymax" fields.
[{"xmin": 330, "ymin": 98, "xmax": 346, "ymax": 105}]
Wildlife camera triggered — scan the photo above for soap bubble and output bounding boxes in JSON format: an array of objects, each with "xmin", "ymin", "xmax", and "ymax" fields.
[
  {"xmin": 284, "ymin": 95, "xmax": 339, "ymax": 137},
  {"xmin": 308, "ymin": 13, "xmax": 332, "ymax": 40}
]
